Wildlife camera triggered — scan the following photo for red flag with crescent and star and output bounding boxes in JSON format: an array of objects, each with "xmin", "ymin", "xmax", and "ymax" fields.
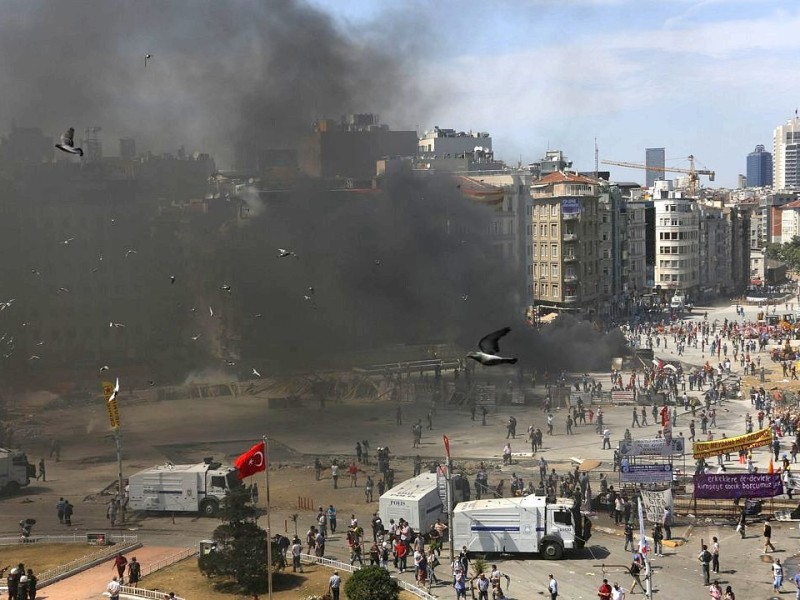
[
  {"xmin": 443, "ymin": 435, "xmax": 451, "ymax": 459},
  {"xmin": 235, "ymin": 441, "xmax": 266, "ymax": 479}
]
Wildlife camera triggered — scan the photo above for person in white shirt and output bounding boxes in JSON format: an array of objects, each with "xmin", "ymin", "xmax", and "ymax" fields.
[
  {"xmin": 548, "ymin": 574, "xmax": 558, "ymax": 599},
  {"xmin": 106, "ymin": 576, "xmax": 121, "ymax": 600},
  {"xmin": 611, "ymin": 582, "xmax": 626, "ymax": 600}
]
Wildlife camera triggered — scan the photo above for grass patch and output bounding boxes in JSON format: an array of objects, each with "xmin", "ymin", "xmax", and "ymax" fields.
[{"xmin": 0, "ymin": 543, "xmax": 107, "ymax": 574}]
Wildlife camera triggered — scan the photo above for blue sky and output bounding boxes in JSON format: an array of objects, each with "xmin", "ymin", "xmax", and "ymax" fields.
[{"xmin": 307, "ymin": 0, "xmax": 800, "ymax": 188}]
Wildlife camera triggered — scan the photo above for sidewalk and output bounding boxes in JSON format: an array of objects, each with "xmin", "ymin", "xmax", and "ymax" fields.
[{"xmin": 41, "ymin": 545, "xmax": 189, "ymax": 600}]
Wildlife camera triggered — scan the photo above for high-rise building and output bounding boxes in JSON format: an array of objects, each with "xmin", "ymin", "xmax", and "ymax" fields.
[
  {"xmin": 645, "ymin": 148, "xmax": 665, "ymax": 188},
  {"xmin": 773, "ymin": 116, "xmax": 800, "ymax": 189},
  {"xmin": 746, "ymin": 144, "xmax": 773, "ymax": 187}
]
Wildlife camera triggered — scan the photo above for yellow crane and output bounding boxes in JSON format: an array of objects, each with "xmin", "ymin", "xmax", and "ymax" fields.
[{"xmin": 602, "ymin": 155, "xmax": 715, "ymax": 195}]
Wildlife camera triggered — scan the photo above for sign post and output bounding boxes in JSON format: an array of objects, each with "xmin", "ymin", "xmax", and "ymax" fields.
[{"xmin": 102, "ymin": 380, "xmax": 124, "ymax": 522}]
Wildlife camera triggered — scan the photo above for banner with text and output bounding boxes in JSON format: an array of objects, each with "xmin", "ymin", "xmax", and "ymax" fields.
[
  {"xmin": 619, "ymin": 437, "xmax": 685, "ymax": 457},
  {"xmin": 692, "ymin": 428, "xmax": 772, "ymax": 460},
  {"xmin": 693, "ymin": 473, "xmax": 783, "ymax": 499},
  {"xmin": 640, "ymin": 489, "xmax": 673, "ymax": 523},
  {"xmin": 620, "ymin": 463, "xmax": 673, "ymax": 483}
]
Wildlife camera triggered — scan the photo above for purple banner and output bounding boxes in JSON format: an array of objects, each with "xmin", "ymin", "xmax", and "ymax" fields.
[{"xmin": 693, "ymin": 473, "xmax": 783, "ymax": 499}]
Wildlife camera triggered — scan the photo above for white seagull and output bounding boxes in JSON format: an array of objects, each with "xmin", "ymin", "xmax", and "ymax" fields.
[
  {"xmin": 191, "ymin": 333, "xmax": 202, "ymax": 341},
  {"xmin": 29, "ymin": 355, "xmax": 40, "ymax": 361},
  {"xmin": 221, "ymin": 284, "xmax": 232, "ymax": 294},
  {"xmin": 55, "ymin": 128, "xmax": 83, "ymax": 157},
  {"xmin": 62, "ymin": 237, "xmax": 75, "ymax": 245},
  {"xmin": 99, "ymin": 365, "xmax": 110, "ymax": 374},
  {"xmin": 209, "ymin": 306, "xmax": 214, "ymax": 317},
  {"xmin": 467, "ymin": 327, "xmax": 518, "ymax": 366},
  {"xmin": 252, "ymin": 368, "xmax": 261, "ymax": 377},
  {"xmin": 144, "ymin": 53, "xmax": 152, "ymax": 67},
  {"xmin": 170, "ymin": 275, "xmax": 176, "ymax": 284},
  {"xmin": 277, "ymin": 248, "xmax": 297, "ymax": 258},
  {"xmin": 125, "ymin": 249, "xmax": 137, "ymax": 257},
  {"xmin": 109, "ymin": 322, "xmax": 126, "ymax": 328}
]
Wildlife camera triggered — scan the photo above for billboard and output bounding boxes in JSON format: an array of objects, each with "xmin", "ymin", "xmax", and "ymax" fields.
[
  {"xmin": 693, "ymin": 473, "xmax": 783, "ymax": 499},
  {"xmin": 619, "ymin": 437, "xmax": 684, "ymax": 457},
  {"xmin": 620, "ymin": 463, "xmax": 673, "ymax": 483},
  {"xmin": 561, "ymin": 198, "xmax": 581, "ymax": 215}
]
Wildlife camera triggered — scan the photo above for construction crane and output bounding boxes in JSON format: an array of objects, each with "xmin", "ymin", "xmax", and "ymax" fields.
[{"xmin": 601, "ymin": 155, "xmax": 715, "ymax": 195}]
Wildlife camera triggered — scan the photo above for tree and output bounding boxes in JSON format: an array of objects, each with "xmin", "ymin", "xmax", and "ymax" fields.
[
  {"xmin": 198, "ymin": 484, "xmax": 277, "ymax": 594},
  {"xmin": 766, "ymin": 237, "xmax": 800, "ymax": 273},
  {"xmin": 344, "ymin": 566, "xmax": 400, "ymax": 600}
]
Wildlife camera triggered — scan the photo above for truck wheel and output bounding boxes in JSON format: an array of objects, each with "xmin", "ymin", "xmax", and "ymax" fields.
[
  {"xmin": 4, "ymin": 481, "xmax": 20, "ymax": 495},
  {"xmin": 541, "ymin": 541, "xmax": 563, "ymax": 560},
  {"xmin": 200, "ymin": 499, "xmax": 219, "ymax": 517}
]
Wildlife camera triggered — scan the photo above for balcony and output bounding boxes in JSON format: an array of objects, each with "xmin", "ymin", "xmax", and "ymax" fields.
[
  {"xmin": 564, "ymin": 273, "xmax": 579, "ymax": 283},
  {"xmin": 564, "ymin": 295, "xmax": 579, "ymax": 303},
  {"xmin": 563, "ymin": 254, "xmax": 577, "ymax": 262},
  {"xmin": 562, "ymin": 212, "xmax": 579, "ymax": 221},
  {"xmin": 563, "ymin": 232, "xmax": 578, "ymax": 242}
]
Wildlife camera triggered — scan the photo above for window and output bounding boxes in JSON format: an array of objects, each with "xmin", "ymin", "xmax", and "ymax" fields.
[
  {"xmin": 552, "ymin": 284, "xmax": 559, "ymax": 297},
  {"xmin": 553, "ymin": 510, "xmax": 572, "ymax": 526},
  {"xmin": 551, "ymin": 264, "xmax": 558, "ymax": 277},
  {"xmin": 550, "ymin": 223, "xmax": 557, "ymax": 237},
  {"xmin": 551, "ymin": 204, "xmax": 558, "ymax": 216},
  {"xmin": 551, "ymin": 244, "xmax": 558, "ymax": 258}
]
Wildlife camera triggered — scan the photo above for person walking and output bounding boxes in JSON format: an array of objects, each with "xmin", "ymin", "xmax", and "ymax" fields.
[
  {"xmin": 548, "ymin": 574, "xmax": 558, "ymax": 600},
  {"xmin": 699, "ymin": 544, "xmax": 712, "ymax": 585},
  {"xmin": 631, "ymin": 408, "xmax": 640, "ymax": 428},
  {"xmin": 709, "ymin": 580, "xmax": 722, "ymax": 600},
  {"xmin": 63, "ymin": 500, "xmax": 73, "ymax": 525},
  {"xmin": 598, "ymin": 578, "xmax": 613, "ymax": 600},
  {"xmin": 474, "ymin": 573, "xmax": 490, "ymax": 600},
  {"xmin": 56, "ymin": 498, "xmax": 65, "ymax": 524},
  {"xmin": 328, "ymin": 571, "xmax": 342, "ymax": 600},
  {"xmin": 106, "ymin": 576, "xmax": 121, "ymax": 600},
  {"xmin": 652, "ymin": 523, "xmax": 664, "ymax": 556},
  {"xmin": 773, "ymin": 558, "xmax": 784, "ymax": 593},
  {"xmin": 737, "ymin": 509, "xmax": 746, "ymax": 539},
  {"xmin": 711, "ymin": 537, "xmax": 720, "ymax": 573},
  {"xmin": 763, "ymin": 521, "xmax": 776, "ymax": 553},
  {"xmin": 127, "ymin": 557, "xmax": 141, "ymax": 588},
  {"xmin": 724, "ymin": 585, "xmax": 735, "ymax": 600},
  {"xmin": 112, "ymin": 553, "xmax": 128, "ymax": 584},
  {"xmin": 611, "ymin": 582, "xmax": 626, "ymax": 600},
  {"xmin": 602, "ymin": 428, "xmax": 612, "ymax": 450},
  {"xmin": 629, "ymin": 559, "xmax": 644, "ymax": 594},
  {"xmin": 36, "ymin": 459, "xmax": 45, "ymax": 482},
  {"xmin": 662, "ymin": 506, "xmax": 672, "ymax": 540},
  {"xmin": 331, "ymin": 463, "xmax": 339, "ymax": 489},
  {"xmin": 623, "ymin": 522, "xmax": 634, "ymax": 552}
]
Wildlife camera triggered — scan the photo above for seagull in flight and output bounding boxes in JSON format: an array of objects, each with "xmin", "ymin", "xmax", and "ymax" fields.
[
  {"xmin": 144, "ymin": 53, "xmax": 152, "ymax": 67},
  {"xmin": 467, "ymin": 327, "xmax": 518, "ymax": 366},
  {"xmin": 109, "ymin": 322, "xmax": 126, "ymax": 328},
  {"xmin": 125, "ymin": 249, "xmax": 137, "ymax": 257},
  {"xmin": 252, "ymin": 367, "xmax": 261, "ymax": 377},
  {"xmin": 209, "ymin": 306, "xmax": 214, "ymax": 317},
  {"xmin": 62, "ymin": 237, "xmax": 75, "ymax": 245},
  {"xmin": 374, "ymin": 259, "xmax": 381, "ymax": 266},
  {"xmin": 109, "ymin": 377, "xmax": 120, "ymax": 403},
  {"xmin": 99, "ymin": 365, "xmax": 110, "ymax": 374},
  {"xmin": 191, "ymin": 333, "xmax": 202, "ymax": 341},
  {"xmin": 0, "ymin": 299, "xmax": 14, "ymax": 311},
  {"xmin": 31, "ymin": 269, "xmax": 40, "ymax": 276},
  {"xmin": 55, "ymin": 128, "xmax": 83, "ymax": 157},
  {"xmin": 57, "ymin": 287, "xmax": 69, "ymax": 294},
  {"xmin": 170, "ymin": 275, "xmax": 176, "ymax": 284},
  {"xmin": 221, "ymin": 284, "xmax": 232, "ymax": 294},
  {"xmin": 254, "ymin": 313, "xmax": 263, "ymax": 318},
  {"xmin": 277, "ymin": 248, "xmax": 297, "ymax": 258},
  {"xmin": 29, "ymin": 355, "xmax": 41, "ymax": 361}
]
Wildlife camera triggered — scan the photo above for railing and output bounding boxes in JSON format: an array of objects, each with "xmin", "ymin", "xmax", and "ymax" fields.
[
  {"xmin": 564, "ymin": 274, "xmax": 578, "ymax": 282},
  {"xmin": 563, "ymin": 233, "xmax": 578, "ymax": 241},
  {"xmin": 121, "ymin": 586, "xmax": 185, "ymax": 600},
  {"xmin": 141, "ymin": 547, "xmax": 198, "ymax": 578},
  {"xmin": 300, "ymin": 553, "xmax": 438, "ymax": 600},
  {"xmin": 0, "ymin": 533, "xmax": 139, "ymax": 546},
  {"xmin": 564, "ymin": 295, "xmax": 579, "ymax": 303}
]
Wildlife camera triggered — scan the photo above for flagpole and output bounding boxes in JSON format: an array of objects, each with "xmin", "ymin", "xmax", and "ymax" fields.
[{"xmin": 264, "ymin": 436, "xmax": 272, "ymax": 600}]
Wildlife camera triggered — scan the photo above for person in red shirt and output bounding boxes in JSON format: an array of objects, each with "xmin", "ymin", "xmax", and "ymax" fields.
[
  {"xmin": 394, "ymin": 539, "xmax": 408, "ymax": 573},
  {"xmin": 598, "ymin": 578, "xmax": 612, "ymax": 600},
  {"xmin": 348, "ymin": 462, "xmax": 359, "ymax": 487},
  {"xmin": 112, "ymin": 553, "xmax": 128, "ymax": 584}
]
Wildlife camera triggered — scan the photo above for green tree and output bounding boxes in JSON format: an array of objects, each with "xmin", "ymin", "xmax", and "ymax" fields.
[
  {"xmin": 344, "ymin": 565, "xmax": 400, "ymax": 600},
  {"xmin": 766, "ymin": 237, "xmax": 800, "ymax": 272},
  {"xmin": 198, "ymin": 485, "xmax": 276, "ymax": 594}
]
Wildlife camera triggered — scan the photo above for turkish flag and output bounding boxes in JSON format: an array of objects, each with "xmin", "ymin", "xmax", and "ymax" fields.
[
  {"xmin": 443, "ymin": 435, "xmax": 451, "ymax": 459},
  {"xmin": 660, "ymin": 406, "xmax": 669, "ymax": 427},
  {"xmin": 235, "ymin": 442, "xmax": 266, "ymax": 479}
]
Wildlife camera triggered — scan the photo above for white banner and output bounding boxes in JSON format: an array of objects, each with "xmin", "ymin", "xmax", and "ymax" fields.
[
  {"xmin": 640, "ymin": 489, "xmax": 673, "ymax": 523},
  {"xmin": 619, "ymin": 437, "xmax": 684, "ymax": 457}
]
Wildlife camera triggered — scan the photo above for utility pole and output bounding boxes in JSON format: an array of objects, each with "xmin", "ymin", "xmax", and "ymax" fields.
[
  {"xmin": 443, "ymin": 435, "xmax": 455, "ymax": 564},
  {"xmin": 103, "ymin": 379, "xmax": 124, "ymax": 522}
]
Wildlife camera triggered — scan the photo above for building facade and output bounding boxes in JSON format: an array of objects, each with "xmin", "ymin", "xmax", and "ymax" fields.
[
  {"xmin": 418, "ymin": 127, "xmax": 492, "ymax": 157},
  {"xmin": 773, "ymin": 116, "xmax": 800, "ymax": 190},
  {"xmin": 746, "ymin": 144, "xmax": 773, "ymax": 188},
  {"xmin": 529, "ymin": 172, "xmax": 601, "ymax": 312},
  {"xmin": 653, "ymin": 187, "xmax": 700, "ymax": 295}
]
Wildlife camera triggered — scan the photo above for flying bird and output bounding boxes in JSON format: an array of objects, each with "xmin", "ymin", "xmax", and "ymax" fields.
[
  {"xmin": 55, "ymin": 128, "xmax": 83, "ymax": 157},
  {"xmin": 374, "ymin": 259, "xmax": 381, "ymax": 266},
  {"xmin": 109, "ymin": 322, "xmax": 126, "ymax": 328},
  {"xmin": 254, "ymin": 313, "xmax": 263, "ymax": 318},
  {"xmin": 31, "ymin": 269, "xmax": 40, "ymax": 276},
  {"xmin": 467, "ymin": 327, "xmax": 518, "ymax": 366},
  {"xmin": 225, "ymin": 360, "xmax": 236, "ymax": 366},
  {"xmin": 144, "ymin": 53, "xmax": 152, "ymax": 67},
  {"xmin": 57, "ymin": 287, "xmax": 69, "ymax": 294},
  {"xmin": 252, "ymin": 368, "xmax": 261, "ymax": 377},
  {"xmin": 191, "ymin": 333, "xmax": 202, "ymax": 341},
  {"xmin": 109, "ymin": 377, "xmax": 120, "ymax": 403},
  {"xmin": 277, "ymin": 248, "xmax": 297, "ymax": 258},
  {"xmin": 461, "ymin": 294, "xmax": 469, "ymax": 301},
  {"xmin": 99, "ymin": 365, "xmax": 110, "ymax": 374},
  {"xmin": 0, "ymin": 299, "xmax": 14, "ymax": 311},
  {"xmin": 29, "ymin": 355, "xmax": 40, "ymax": 361},
  {"xmin": 125, "ymin": 249, "xmax": 137, "ymax": 257},
  {"xmin": 221, "ymin": 284, "xmax": 232, "ymax": 294},
  {"xmin": 209, "ymin": 306, "xmax": 214, "ymax": 317},
  {"xmin": 62, "ymin": 238, "xmax": 75, "ymax": 245},
  {"xmin": 170, "ymin": 275, "xmax": 176, "ymax": 284}
]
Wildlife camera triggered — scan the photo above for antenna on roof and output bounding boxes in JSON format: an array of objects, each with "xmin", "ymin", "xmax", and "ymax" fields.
[{"xmin": 594, "ymin": 137, "xmax": 598, "ymax": 179}]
